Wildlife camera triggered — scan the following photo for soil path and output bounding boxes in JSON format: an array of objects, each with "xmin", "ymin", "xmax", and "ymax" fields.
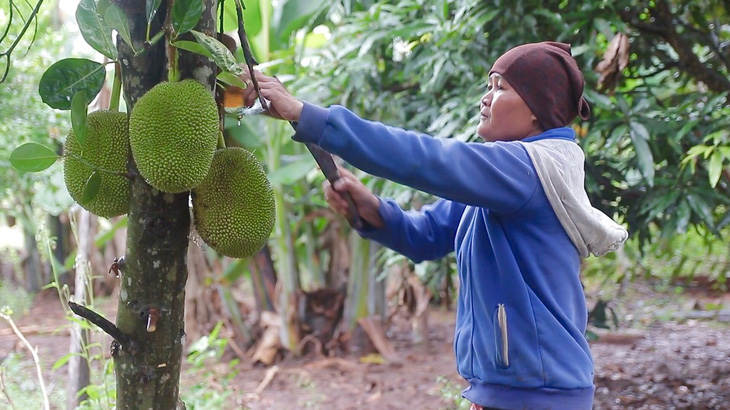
[{"xmin": 2, "ymin": 289, "xmax": 730, "ymax": 409}]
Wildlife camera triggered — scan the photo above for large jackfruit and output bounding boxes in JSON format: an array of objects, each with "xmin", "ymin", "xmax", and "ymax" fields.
[
  {"xmin": 129, "ymin": 79, "xmax": 219, "ymax": 193},
  {"xmin": 63, "ymin": 110, "xmax": 130, "ymax": 218},
  {"xmin": 192, "ymin": 148, "xmax": 275, "ymax": 258}
]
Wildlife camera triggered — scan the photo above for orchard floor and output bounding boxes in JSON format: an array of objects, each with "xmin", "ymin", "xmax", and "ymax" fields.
[{"xmin": 1, "ymin": 284, "xmax": 730, "ymax": 410}]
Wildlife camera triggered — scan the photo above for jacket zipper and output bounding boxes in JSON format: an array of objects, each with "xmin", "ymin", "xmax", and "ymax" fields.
[{"xmin": 497, "ymin": 303, "xmax": 509, "ymax": 367}]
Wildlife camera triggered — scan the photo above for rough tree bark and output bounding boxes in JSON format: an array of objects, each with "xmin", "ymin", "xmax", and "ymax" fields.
[{"xmin": 110, "ymin": 1, "xmax": 217, "ymax": 408}]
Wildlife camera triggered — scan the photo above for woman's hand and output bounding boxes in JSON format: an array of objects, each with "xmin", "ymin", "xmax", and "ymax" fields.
[
  {"xmin": 241, "ymin": 70, "xmax": 304, "ymax": 122},
  {"xmin": 324, "ymin": 167, "xmax": 384, "ymax": 229}
]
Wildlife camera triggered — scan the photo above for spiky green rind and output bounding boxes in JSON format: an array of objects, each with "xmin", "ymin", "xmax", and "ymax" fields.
[
  {"xmin": 63, "ymin": 110, "xmax": 130, "ymax": 218},
  {"xmin": 192, "ymin": 148, "xmax": 276, "ymax": 258},
  {"xmin": 129, "ymin": 79, "xmax": 219, "ymax": 193}
]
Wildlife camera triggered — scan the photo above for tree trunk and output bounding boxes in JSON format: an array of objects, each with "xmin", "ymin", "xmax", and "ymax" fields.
[
  {"xmin": 22, "ymin": 213, "xmax": 43, "ymax": 292},
  {"xmin": 249, "ymin": 245, "xmax": 276, "ymax": 312},
  {"xmin": 68, "ymin": 210, "xmax": 91, "ymax": 409},
  {"xmin": 111, "ymin": 1, "xmax": 216, "ymax": 408}
]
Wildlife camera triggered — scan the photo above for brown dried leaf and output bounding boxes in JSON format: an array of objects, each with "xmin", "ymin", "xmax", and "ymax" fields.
[{"xmin": 596, "ymin": 33, "xmax": 630, "ymax": 93}]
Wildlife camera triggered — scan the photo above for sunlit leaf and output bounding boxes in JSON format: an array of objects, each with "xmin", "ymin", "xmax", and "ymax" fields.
[
  {"xmin": 191, "ymin": 30, "xmax": 244, "ymax": 75},
  {"xmin": 172, "ymin": 0, "xmax": 204, "ymax": 36},
  {"xmin": 217, "ymin": 71, "xmax": 247, "ymax": 88},
  {"xmin": 172, "ymin": 40, "xmax": 213, "ymax": 58},
  {"xmin": 708, "ymin": 153, "xmax": 723, "ymax": 188},
  {"xmin": 104, "ymin": 4, "xmax": 135, "ymax": 50},
  {"xmin": 80, "ymin": 171, "xmax": 101, "ymax": 205},
  {"xmin": 71, "ymin": 91, "xmax": 88, "ymax": 147},
  {"xmin": 9, "ymin": 143, "xmax": 59, "ymax": 172},
  {"xmin": 39, "ymin": 58, "xmax": 106, "ymax": 110},
  {"xmin": 76, "ymin": 0, "xmax": 118, "ymax": 59}
]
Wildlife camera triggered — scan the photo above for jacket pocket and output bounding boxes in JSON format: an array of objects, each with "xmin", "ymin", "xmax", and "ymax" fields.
[{"xmin": 493, "ymin": 303, "xmax": 510, "ymax": 369}]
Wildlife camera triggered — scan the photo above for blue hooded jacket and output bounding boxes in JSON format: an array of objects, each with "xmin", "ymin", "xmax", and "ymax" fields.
[{"xmin": 294, "ymin": 102, "xmax": 595, "ymax": 409}]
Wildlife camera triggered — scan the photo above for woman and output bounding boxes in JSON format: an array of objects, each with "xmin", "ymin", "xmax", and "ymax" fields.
[{"xmin": 243, "ymin": 41, "xmax": 627, "ymax": 410}]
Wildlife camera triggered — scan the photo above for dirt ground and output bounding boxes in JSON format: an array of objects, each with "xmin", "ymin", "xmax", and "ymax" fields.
[{"xmin": 2, "ymin": 285, "xmax": 730, "ymax": 410}]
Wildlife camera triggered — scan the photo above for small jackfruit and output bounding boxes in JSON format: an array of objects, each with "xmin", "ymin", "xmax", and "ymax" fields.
[
  {"xmin": 63, "ymin": 110, "xmax": 130, "ymax": 218},
  {"xmin": 129, "ymin": 79, "xmax": 219, "ymax": 193},
  {"xmin": 192, "ymin": 148, "xmax": 275, "ymax": 258}
]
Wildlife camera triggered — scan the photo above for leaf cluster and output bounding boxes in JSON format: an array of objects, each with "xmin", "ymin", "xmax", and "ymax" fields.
[{"xmin": 296, "ymin": 0, "xmax": 730, "ymax": 247}]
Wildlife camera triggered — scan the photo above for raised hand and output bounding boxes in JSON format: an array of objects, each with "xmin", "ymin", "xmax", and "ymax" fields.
[{"xmin": 241, "ymin": 71, "xmax": 304, "ymax": 122}]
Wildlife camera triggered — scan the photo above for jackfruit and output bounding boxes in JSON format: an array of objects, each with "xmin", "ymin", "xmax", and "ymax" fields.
[
  {"xmin": 192, "ymin": 148, "xmax": 275, "ymax": 258},
  {"xmin": 129, "ymin": 79, "xmax": 219, "ymax": 193},
  {"xmin": 63, "ymin": 110, "xmax": 130, "ymax": 218}
]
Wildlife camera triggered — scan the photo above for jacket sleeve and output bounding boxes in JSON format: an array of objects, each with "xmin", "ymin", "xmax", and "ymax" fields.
[
  {"xmin": 358, "ymin": 197, "xmax": 466, "ymax": 263},
  {"xmin": 294, "ymin": 103, "xmax": 540, "ymax": 213}
]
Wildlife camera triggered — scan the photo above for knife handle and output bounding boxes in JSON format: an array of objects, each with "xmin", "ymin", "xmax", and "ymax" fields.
[
  {"xmin": 304, "ymin": 143, "xmax": 363, "ymax": 229},
  {"xmin": 337, "ymin": 180, "xmax": 364, "ymax": 230}
]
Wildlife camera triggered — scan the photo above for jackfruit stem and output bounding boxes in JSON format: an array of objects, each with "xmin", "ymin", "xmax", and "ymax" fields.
[
  {"xmin": 168, "ymin": 45, "xmax": 180, "ymax": 82},
  {"xmin": 217, "ymin": 131, "xmax": 226, "ymax": 149},
  {"xmin": 110, "ymin": 63, "xmax": 122, "ymax": 112}
]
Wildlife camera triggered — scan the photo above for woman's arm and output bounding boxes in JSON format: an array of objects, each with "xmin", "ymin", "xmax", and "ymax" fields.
[
  {"xmin": 324, "ymin": 168, "xmax": 464, "ymax": 263},
  {"xmin": 296, "ymin": 103, "xmax": 539, "ymax": 213}
]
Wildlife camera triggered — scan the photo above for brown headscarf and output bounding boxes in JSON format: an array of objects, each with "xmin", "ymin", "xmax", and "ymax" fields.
[{"xmin": 489, "ymin": 42, "xmax": 591, "ymax": 131}]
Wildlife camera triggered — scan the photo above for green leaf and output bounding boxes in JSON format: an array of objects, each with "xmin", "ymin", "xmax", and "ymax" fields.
[
  {"xmin": 222, "ymin": 258, "xmax": 249, "ymax": 283},
  {"xmin": 172, "ymin": 40, "xmax": 213, "ymax": 59},
  {"xmin": 76, "ymin": 0, "xmax": 118, "ymax": 59},
  {"xmin": 172, "ymin": 0, "xmax": 204, "ymax": 36},
  {"xmin": 97, "ymin": 0, "xmax": 111, "ymax": 14},
  {"xmin": 217, "ymin": 71, "xmax": 247, "ymax": 88},
  {"xmin": 686, "ymin": 192, "xmax": 714, "ymax": 228},
  {"xmin": 53, "ymin": 352, "xmax": 82, "ymax": 370},
  {"xmin": 674, "ymin": 200, "xmax": 691, "ymax": 234},
  {"xmin": 221, "ymin": 0, "xmax": 261, "ymax": 35},
  {"xmin": 275, "ymin": 0, "xmax": 328, "ymax": 43},
  {"xmin": 584, "ymin": 89, "xmax": 613, "ymax": 110},
  {"xmin": 146, "ymin": 0, "xmax": 163, "ymax": 24},
  {"xmin": 104, "ymin": 4, "xmax": 135, "ymax": 51},
  {"xmin": 190, "ymin": 30, "xmax": 244, "ymax": 75},
  {"xmin": 94, "ymin": 216, "xmax": 128, "ymax": 246},
  {"xmin": 629, "ymin": 123, "xmax": 655, "ymax": 185},
  {"xmin": 708, "ymin": 153, "xmax": 723, "ymax": 188},
  {"xmin": 80, "ymin": 171, "xmax": 101, "ymax": 205},
  {"xmin": 9, "ymin": 143, "xmax": 59, "ymax": 172},
  {"xmin": 39, "ymin": 58, "xmax": 106, "ymax": 110},
  {"xmin": 71, "ymin": 91, "xmax": 88, "ymax": 147},
  {"xmin": 629, "ymin": 121, "xmax": 650, "ymax": 141},
  {"xmin": 268, "ymin": 157, "xmax": 314, "ymax": 185}
]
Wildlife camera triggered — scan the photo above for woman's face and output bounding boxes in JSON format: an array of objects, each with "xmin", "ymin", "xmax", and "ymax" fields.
[{"xmin": 477, "ymin": 74, "xmax": 543, "ymax": 142}]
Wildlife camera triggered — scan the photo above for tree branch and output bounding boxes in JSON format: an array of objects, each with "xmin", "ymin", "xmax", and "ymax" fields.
[
  {"xmin": 68, "ymin": 302, "xmax": 140, "ymax": 354},
  {"xmin": 619, "ymin": 0, "xmax": 730, "ymax": 94}
]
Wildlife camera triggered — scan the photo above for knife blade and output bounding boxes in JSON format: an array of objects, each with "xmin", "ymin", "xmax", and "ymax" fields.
[{"xmin": 290, "ymin": 122, "xmax": 363, "ymax": 229}]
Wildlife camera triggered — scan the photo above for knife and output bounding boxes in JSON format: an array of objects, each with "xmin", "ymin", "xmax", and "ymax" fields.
[
  {"xmin": 292, "ymin": 122, "xmax": 363, "ymax": 230},
  {"xmin": 227, "ymin": 102, "xmax": 363, "ymax": 229}
]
